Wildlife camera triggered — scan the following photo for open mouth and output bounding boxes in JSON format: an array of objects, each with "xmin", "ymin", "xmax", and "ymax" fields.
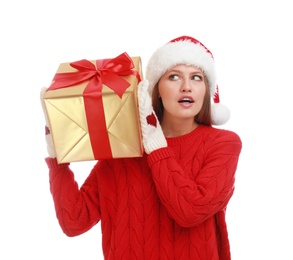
[{"xmin": 178, "ymin": 98, "xmax": 194, "ymax": 103}]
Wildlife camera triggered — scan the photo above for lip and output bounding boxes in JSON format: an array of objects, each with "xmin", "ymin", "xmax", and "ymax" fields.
[
  {"xmin": 178, "ymin": 95, "xmax": 194, "ymax": 103},
  {"xmin": 178, "ymin": 96, "xmax": 194, "ymax": 108}
]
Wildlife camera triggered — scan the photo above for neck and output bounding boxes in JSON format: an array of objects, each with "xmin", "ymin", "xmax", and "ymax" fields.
[{"xmin": 161, "ymin": 118, "xmax": 198, "ymax": 138}]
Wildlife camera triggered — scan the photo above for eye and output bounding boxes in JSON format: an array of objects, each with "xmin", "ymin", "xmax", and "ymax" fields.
[
  {"xmin": 192, "ymin": 75, "xmax": 202, "ymax": 81},
  {"xmin": 169, "ymin": 74, "xmax": 179, "ymax": 81}
]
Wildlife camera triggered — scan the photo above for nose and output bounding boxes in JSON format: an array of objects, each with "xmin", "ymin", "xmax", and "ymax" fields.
[{"xmin": 180, "ymin": 79, "xmax": 192, "ymax": 92}]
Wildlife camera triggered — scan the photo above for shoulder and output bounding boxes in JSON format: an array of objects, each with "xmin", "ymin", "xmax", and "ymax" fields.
[
  {"xmin": 213, "ymin": 127, "xmax": 241, "ymax": 143},
  {"xmin": 199, "ymin": 125, "xmax": 242, "ymax": 155},
  {"xmin": 200, "ymin": 125, "xmax": 241, "ymax": 143}
]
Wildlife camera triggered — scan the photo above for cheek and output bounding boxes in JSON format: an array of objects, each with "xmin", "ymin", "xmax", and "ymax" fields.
[
  {"xmin": 158, "ymin": 84, "xmax": 171, "ymax": 100},
  {"xmin": 159, "ymin": 90, "xmax": 169, "ymax": 101},
  {"xmin": 159, "ymin": 88, "xmax": 175, "ymax": 110},
  {"xmin": 159, "ymin": 90, "xmax": 176, "ymax": 109},
  {"xmin": 196, "ymin": 85, "xmax": 207, "ymax": 100}
]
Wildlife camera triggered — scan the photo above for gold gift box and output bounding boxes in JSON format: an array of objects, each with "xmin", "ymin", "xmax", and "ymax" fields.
[{"xmin": 43, "ymin": 54, "xmax": 143, "ymax": 163}]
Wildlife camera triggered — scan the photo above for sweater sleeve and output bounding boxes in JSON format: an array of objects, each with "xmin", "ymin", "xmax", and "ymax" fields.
[
  {"xmin": 45, "ymin": 158, "xmax": 101, "ymax": 236},
  {"xmin": 147, "ymin": 130, "xmax": 242, "ymax": 228}
]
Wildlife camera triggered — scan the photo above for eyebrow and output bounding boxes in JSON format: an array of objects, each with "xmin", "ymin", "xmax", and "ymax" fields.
[{"xmin": 167, "ymin": 68, "xmax": 204, "ymax": 74}]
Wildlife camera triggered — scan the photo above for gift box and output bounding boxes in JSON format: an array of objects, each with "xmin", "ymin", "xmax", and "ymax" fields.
[{"xmin": 43, "ymin": 52, "xmax": 143, "ymax": 163}]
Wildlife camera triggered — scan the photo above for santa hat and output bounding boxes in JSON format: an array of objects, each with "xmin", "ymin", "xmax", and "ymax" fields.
[{"xmin": 145, "ymin": 35, "xmax": 230, "ymax": 125}]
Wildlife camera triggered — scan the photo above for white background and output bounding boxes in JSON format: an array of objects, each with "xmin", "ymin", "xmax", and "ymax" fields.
[{"xmin": 1, "ymin": 0, "xmax": 292, "ymax": 259}]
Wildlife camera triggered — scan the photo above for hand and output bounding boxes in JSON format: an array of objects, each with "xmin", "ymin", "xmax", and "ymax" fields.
[
  {"xmin": 137, "ymin": 80, "xmax": 167, "ymax": 154},
  {"xmin": 40, "ymin": 87, "xmax": 56, "ymax": 158}
]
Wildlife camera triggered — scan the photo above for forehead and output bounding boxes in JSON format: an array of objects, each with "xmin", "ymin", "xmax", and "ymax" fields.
[{"xmin": 167, "ymin": 64, "xmax": 203, "ymax": 73}]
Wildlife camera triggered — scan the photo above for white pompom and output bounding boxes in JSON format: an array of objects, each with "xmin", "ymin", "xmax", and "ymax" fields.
[{"xmin": 211, "ymin": 103, "xmax": 230, "ymax": 125}]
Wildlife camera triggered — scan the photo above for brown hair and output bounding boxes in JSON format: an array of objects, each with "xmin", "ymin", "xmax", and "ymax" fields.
[{"xmin": 152, "ymin": 76, "xmax": 212, "ymax": 126}]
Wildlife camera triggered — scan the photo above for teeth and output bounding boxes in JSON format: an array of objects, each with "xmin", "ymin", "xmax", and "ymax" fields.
[{"xmin": 179, "ymin": 98, "xmax": 192, "ymax": 103}]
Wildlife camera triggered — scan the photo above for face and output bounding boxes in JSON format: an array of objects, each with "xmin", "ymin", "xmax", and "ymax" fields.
[{"xmin": 158, "ymin": 64, "xmax": 206, "ymax": 123}]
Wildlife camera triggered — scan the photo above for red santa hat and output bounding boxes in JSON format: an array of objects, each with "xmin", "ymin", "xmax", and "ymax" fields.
[{"xmin": 145, "ymin": 35, "xmax": 230, "ymax": 125}]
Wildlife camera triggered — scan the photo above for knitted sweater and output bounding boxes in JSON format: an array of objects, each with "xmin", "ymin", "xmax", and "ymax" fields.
[{"xmin": 45, "ymin": 124, "xmax": 242, "ymax": 260}]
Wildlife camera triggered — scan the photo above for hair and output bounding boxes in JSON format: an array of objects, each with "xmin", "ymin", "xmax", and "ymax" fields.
[{"xmin": 152, "ymin": 76, "xmax": 213, "ymax": 126}]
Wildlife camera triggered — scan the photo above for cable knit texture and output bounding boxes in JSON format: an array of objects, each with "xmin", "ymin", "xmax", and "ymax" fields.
[{"xmin": 46, "ymin": 125, "xmax": 242, "ymax": 260}]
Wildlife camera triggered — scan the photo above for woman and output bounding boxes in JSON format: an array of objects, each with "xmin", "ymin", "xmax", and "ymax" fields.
[{"xmin": 42, "ymin": 35, "xmax": 242, "ymax": 260}]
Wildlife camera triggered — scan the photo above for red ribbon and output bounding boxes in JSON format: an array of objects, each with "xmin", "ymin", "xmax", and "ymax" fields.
[{"xmin": 48, "ymin": 52, "xmax": 141, "ymax": 159}]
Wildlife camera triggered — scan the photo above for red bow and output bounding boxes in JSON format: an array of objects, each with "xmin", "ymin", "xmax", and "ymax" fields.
[{"xmin": 49, "ymin": 52, "xmax": 139, "ymax": 98}]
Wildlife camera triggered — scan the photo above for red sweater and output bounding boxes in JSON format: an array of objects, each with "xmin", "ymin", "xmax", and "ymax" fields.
[{"xmin": 45, "ymin": 125, "xmax": 242, "ymax": 260}]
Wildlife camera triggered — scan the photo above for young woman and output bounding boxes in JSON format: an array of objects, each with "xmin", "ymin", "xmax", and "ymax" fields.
[{"xmin": 42, "ymin": 35, "xmax": 242, "ymax": 260}]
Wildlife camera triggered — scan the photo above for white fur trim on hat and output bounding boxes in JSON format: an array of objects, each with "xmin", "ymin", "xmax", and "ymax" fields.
[{"xmin": 145, "ymin": 35, "xmax": 230, "ymax": 125}]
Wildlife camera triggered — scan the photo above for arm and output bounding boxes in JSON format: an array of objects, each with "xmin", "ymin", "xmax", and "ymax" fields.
[
  {"xmin": 46, "ymin": 158, "xmax": 101, "ymax": 236},
  {"xmin": 147, "ymin": 131, "xmax": 242, "ymax": 228}
]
